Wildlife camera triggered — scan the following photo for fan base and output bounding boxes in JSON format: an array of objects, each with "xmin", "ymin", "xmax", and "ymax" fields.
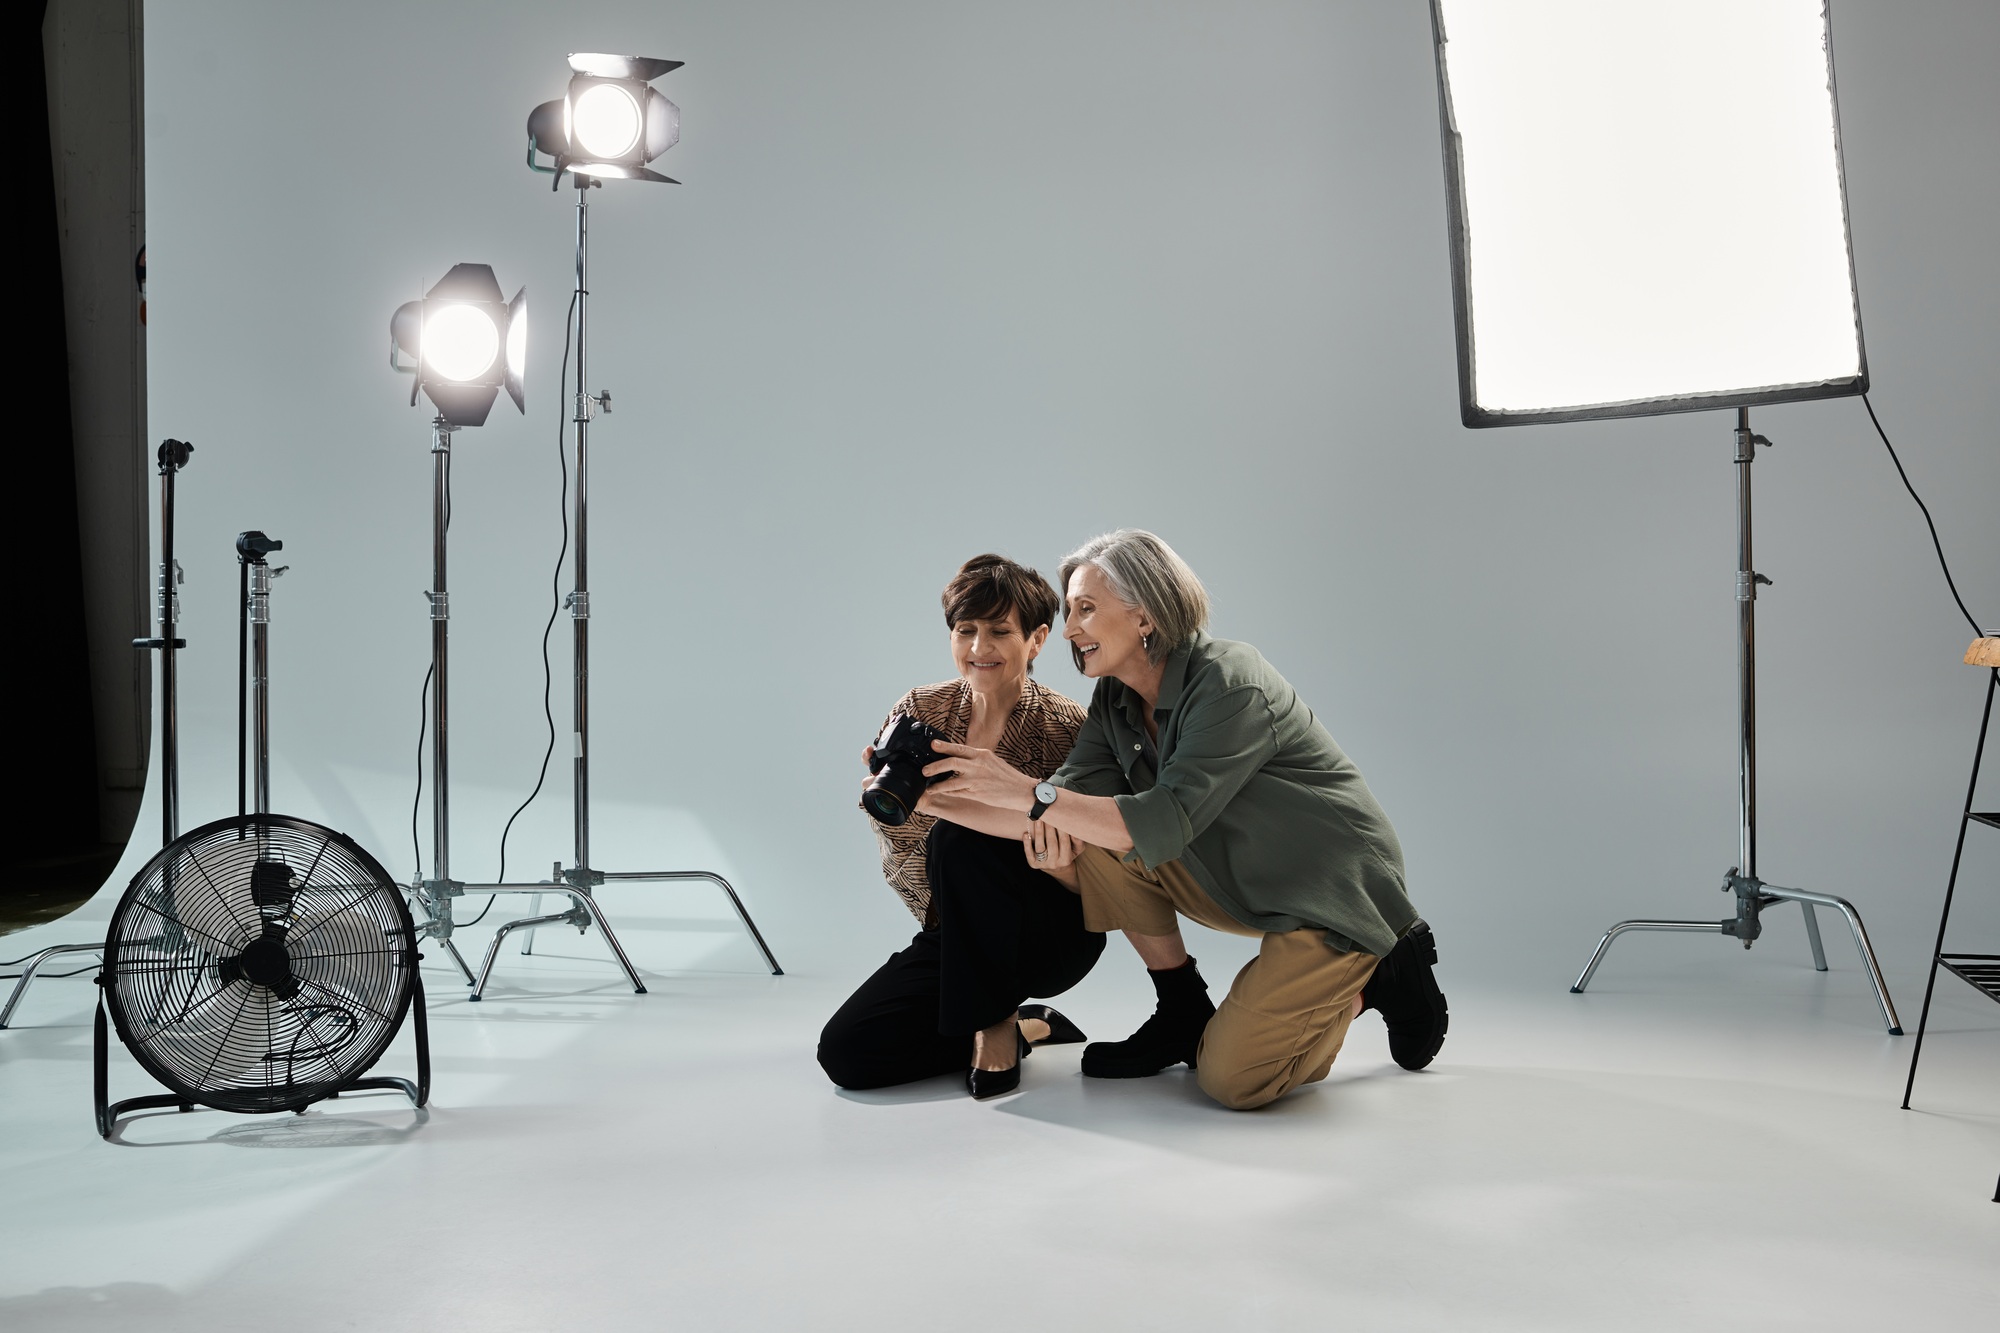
[{"xmin": 94, "ymin": 970, "xmax": 432, "ymax": 1142}]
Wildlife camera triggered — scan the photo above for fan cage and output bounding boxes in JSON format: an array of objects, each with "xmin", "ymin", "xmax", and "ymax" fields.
[{"xmin": 103, "ymin": 814, "xmax": 417, "ymax": 1115}]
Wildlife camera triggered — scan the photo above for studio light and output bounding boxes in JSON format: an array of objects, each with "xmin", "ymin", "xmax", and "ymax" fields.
[
  {"xmin": 438, "ymin": 49, "xmax": 784, "ymax": 1001},
  {"xmin": 386, "ymin": 261, "xmax": 533, "ymax": 989},
  {"xmin": 390, "ymin": 263, "xmax": 527, "ymax": 428},
  {"xmin": 526, "ymin": 53, "xmax": 683, "ymax": 185},
  {"xmin": 1428, "ymin": 0, "xmax": 1901, "ymax": 1031},
  {"xmin": 1432, "ymin": 0, "xmax": 1865, "ymax": 426}
]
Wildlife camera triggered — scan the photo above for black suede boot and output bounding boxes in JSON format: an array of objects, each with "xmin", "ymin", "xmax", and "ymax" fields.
[{"xmin": 1081, "ymin": 957, "xmax": 1216, "ymax": 1078}]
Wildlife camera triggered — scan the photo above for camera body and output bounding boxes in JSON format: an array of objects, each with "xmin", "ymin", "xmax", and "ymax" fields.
[{"xmin": 862, "ymin": 713, "xmax": 951, "ymax": 827}]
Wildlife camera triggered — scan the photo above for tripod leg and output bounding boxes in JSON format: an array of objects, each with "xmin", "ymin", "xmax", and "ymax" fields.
[
  {"xmin": 1762, "ymin": 886, "xmax": 1902, "ymax": 1034},
  {"xmin": 1, "ymin": 943, "xmax": 102, "ymax": 1029},
  {"xmin": 1830, "ymin": 899, "xmax": 1901, "ymax": 1036},
  {"xmin": 708, "ymin": 875, "xmax": 784, "ymax": 976},
  {"xmin": 598, "ymin": 871, "xmax": 784, "ymax": 975},
  {"xmin": 1571, "ymin": 920, "xmax": 1726, "ymax": 993},
  {"xmin": 471, "ymin": 908, "xmax": 578, "ymax": 1000},
  {"xmin": 1800, "ymin": 902, "xmax": 1828, "ymax": 972},
  {"xmin": 440, "ymin": 938, "xmax": 476, "ymax": 986},
  {"xmin": 578, "ymin": 894, "xmax": 647, "ymax": 995},
  {"xmin": 520, "ymin": 892, "xmax": 541, "ymax": 955}
]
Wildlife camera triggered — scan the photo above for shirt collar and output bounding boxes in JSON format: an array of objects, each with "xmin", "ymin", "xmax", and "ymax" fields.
[
  {"xmin": 1154, "ymin": 634, "xmax": 1199, "ymax": 715},
  {"xmin": 1110, "ymin": 632, "xmax": 1200, "ymax": 727}
]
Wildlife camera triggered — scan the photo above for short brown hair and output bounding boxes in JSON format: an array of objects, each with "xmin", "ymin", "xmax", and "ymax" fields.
[{"xmin": 942, "ymin": 554, "xmax": 1061, "ymax": 637}]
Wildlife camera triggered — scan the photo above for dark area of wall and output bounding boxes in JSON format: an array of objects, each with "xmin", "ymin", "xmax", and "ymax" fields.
[{"xmin": 3, "ymin": 0, "xmax": 127, "ymax": 932}]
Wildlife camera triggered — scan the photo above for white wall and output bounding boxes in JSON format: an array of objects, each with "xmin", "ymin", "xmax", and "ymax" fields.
[{"xmin": 135, "ymin": 0, "xmax": 1997, "ymax": 984}]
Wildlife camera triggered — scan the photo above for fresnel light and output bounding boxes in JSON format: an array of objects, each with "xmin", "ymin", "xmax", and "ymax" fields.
[
  {"xmin": 526, "ymin": 53, "xmax": 683, "ymax": 185},
  {"xmin": 390, "ymin": 264, "xmax": 527, "ymax": 427}
]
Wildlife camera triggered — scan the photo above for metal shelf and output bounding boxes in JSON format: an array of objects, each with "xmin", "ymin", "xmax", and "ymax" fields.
[{"xmin": 1939, "ymin": 954, "xmax": 2000, "ymax": 1006}]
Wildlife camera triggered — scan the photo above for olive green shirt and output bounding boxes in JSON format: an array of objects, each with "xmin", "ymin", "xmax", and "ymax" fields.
[{"xmin": 1051, "ymin": 632, "xmax": 1416, "ymax": 957}]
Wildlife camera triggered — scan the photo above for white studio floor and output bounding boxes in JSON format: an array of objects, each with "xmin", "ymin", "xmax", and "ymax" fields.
[{"xmin": 2, "ymin": 902, "xmax": 1995, "ymax": 1332}]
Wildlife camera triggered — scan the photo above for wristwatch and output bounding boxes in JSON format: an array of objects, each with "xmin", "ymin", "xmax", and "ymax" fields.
[{"xmin": 1028, "ymin": 780, "xmax": 1058, "ymax": 821}]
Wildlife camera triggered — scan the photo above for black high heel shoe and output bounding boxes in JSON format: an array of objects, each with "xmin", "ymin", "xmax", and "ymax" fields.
[
  {"xmin": 967, "ymin": 1008, "xmax": 1089, "ymax": 1098},
  {"xmin": 1018, "ymin": 1004, "xmax": 1087, "ymax": 1046},
  {"xmin": 966, "ymin": 1026, "xmax": 1034, "ymax": 1100}
]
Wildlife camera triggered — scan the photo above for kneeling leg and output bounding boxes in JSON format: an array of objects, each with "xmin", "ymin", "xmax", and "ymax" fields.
[
  {"xmin": 818, "ymin": 931, "xmax": 969, "ymax": 1090},
  {"xmin": 1195, "ymin": 930, "xmax": 1378, "ymax": 1111}
]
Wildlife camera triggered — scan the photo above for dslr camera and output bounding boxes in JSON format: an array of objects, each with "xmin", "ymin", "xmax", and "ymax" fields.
[{"xmin": 861, "ymin": 713, "xmax": 951, "ymax": 827}]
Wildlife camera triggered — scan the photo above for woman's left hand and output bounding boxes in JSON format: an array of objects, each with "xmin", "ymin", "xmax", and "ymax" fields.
[
  {"xmin": 923, "ymin": 740, "xmax": 1037, "ymax": 813},
  {"xmin": 1022, "ymin": 820, "xmax": 1083, "ymax": 890}
]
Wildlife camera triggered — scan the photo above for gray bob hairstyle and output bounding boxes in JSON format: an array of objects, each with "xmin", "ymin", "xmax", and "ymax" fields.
[{"xmin": 1059, "ymin": 529, "xmax": 1211, "ymax": 669}]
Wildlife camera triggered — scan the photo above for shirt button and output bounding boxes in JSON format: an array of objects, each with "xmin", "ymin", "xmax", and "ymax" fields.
[{"xmin": 1134, "ymin": 743, "xmax": 1142, "ymax": 751}]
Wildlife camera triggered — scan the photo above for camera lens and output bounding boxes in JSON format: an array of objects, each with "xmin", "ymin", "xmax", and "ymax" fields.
[
  {"xmin": 861, "ymin": 787, "xmax": 910, "ymax": 826},
  {"xmin": 862, "ymin": 756, "xmax": 930, "ymax": 827}
]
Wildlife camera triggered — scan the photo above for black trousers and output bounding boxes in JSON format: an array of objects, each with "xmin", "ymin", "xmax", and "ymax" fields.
[{"xmin": 817, "ymin": 822, "xmax": 1105, "ymax": 1090}]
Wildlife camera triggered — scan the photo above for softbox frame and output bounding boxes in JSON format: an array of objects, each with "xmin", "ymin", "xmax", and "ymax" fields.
[{"xmin": 1429, "ymin": 0, "xmax": 1868, "ymax": 427}]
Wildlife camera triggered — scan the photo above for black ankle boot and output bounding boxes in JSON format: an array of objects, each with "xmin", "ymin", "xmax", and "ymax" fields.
[
  {"xmin": 1361, "ymin": 920, "xmax": 1448, "ymax": 1071},
  {"xmin": 1081, "ymin": 957, "xmax": 1215, "ymax": 1079}
]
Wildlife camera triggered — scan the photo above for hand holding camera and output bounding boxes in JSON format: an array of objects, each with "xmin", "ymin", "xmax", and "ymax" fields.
[{"xmin": 860, "ymin": 713, "xmax": 954, "ymax": 827}]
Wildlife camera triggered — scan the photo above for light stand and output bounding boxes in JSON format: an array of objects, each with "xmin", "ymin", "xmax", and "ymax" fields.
[
  {"xmin": 235, "ymin": 530, "xmax": 287, "ymax": 817},
  {"xmin": 482, "ymin": 56, "xmax": 782, "ymax": 992},
  {"xmin": 3, "ymin": 439, "xmax": 191, "ymax": 1029},
  {"xmin": 1426, "ymin": 3, "xmax": 1902, "ymax": 1031},
  {"xmin": 1569, "ymin": 409, "xmax": 1903, "ymax": 1033},
  {"xmin": 390, "ymin": 265, "xmax": 692, "ymax": 997},
  {"xmin": 403, "ymin": 410, "xmax": 653, "ymax": 997},
  {"xmin": 145, "ymin": 439, "xmax": 193, "ymax": 845},
  {"xmin": 499, "ymin": 179, "xmax": 781, "ymax": 989}
]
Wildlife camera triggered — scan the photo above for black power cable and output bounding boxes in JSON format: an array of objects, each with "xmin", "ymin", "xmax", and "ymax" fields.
[
  {"xmin": 410, "ymin": 663, "xmax": 432, "ymax": 884},
  {"xmin": 1862, "ymin": 394, "xmax": 1987, "ymax": 637}
]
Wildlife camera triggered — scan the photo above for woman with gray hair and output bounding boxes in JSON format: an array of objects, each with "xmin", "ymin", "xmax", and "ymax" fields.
[{"xmin": 921, "ymin": 529, "xmax": 1448, "ymax": 1109}]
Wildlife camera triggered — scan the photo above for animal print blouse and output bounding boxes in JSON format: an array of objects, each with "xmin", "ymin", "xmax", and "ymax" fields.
[{"xmin": 867, "ymin": 677, "xmax": 1088, "ymax": 927}]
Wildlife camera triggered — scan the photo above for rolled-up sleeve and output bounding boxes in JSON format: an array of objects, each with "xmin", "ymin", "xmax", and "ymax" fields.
[
  {"xmin": 1051, "ymin": 704, "xmax": 1128, "ymax": 798},
  {"xmin": 1116, "ymin": 686, "xmax": 1275, "ymax": 870}
]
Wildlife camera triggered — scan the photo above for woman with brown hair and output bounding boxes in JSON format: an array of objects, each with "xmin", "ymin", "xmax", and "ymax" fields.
[
  {"xmin": 918, "ymin": 530, "xmax": 1448, "ymax": 1110},
  {"xmin": 816, "ymin": 554, "xmax": 1103, "ymax": 1098}
]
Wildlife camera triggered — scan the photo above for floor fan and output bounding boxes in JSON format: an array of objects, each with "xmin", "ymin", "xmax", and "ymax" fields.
[
  {"xmin": 95, "ymin": 815, "xmax": 428, "ymax": 1136},
  {"xmin": 92, "ymin": 529, "xmax": 429, "ymax": 1138}
]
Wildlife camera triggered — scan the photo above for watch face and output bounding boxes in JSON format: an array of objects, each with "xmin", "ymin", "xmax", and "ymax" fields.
[{"xmin": 1035, "ymin": 781, "xmax": 1057, "ymax": 804}]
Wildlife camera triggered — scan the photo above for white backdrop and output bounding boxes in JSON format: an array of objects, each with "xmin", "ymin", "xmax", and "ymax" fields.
[{"xmin": 122, "ymin": 0, "xmax": 1996, "ymax": 987}]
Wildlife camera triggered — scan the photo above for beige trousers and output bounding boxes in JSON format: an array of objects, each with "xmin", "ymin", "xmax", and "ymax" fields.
[{"xmin": 1075, "ymin": 844, "xmax": 1378, "ymax": 1110}]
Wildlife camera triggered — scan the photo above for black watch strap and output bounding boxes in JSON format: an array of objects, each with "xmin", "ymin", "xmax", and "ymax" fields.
[{"xmin": 1028, "ymin": 796, "xmax": 1051, "ymax": 821}]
